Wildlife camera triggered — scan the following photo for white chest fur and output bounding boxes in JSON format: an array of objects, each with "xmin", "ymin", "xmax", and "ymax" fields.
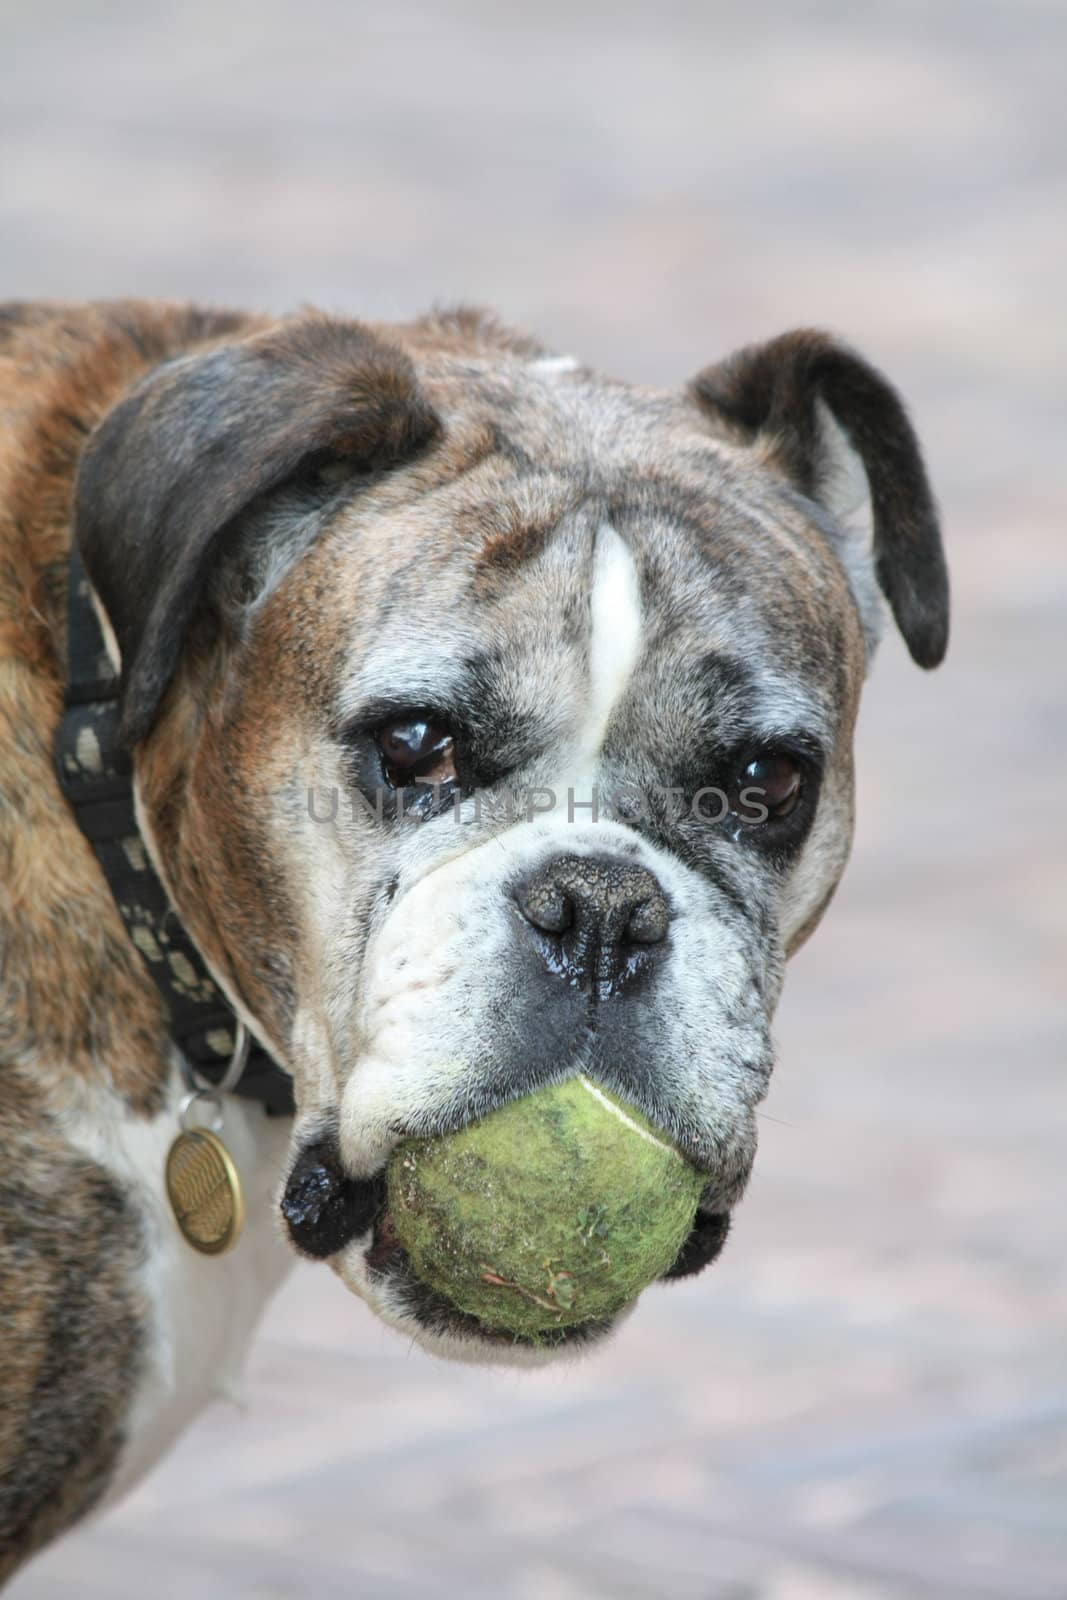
[{"xmin": 61, "ymin": 1073, "xmax": 293, "ymax": 1507}]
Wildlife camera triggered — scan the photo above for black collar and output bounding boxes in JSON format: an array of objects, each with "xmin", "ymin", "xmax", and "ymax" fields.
[{"xmin": 55, "ymin": 543, "xmax": 295, "ymax": 1117}]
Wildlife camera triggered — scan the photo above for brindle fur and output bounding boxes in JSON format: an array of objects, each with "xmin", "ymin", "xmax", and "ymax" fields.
[{"xmin": 0, "ymin": 303, "xmax": 261, "ymax": 1577}]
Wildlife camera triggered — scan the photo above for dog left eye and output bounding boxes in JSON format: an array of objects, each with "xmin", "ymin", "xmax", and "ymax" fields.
[
  {"xmin": 732, "ymin": 750, "xmax": 804, "ymax": 823},
  {"xmin": 376, "ymin": 718, "xmax": 457, "ymax": 788}
]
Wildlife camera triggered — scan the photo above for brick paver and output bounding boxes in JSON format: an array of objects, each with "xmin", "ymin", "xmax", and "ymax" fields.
[{"xmin": 3, "ymin": 3, "xmax": 1065, "ymax": 1595}]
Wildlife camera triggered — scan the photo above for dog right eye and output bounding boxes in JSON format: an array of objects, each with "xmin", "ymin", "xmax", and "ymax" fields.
[
  {"xmin": 731, "ymin": 750, "xmax": 805, "ymax": 823},
  {"xmin": 376, "ymin": 717, "xmax": 457, "ymax": 788}
]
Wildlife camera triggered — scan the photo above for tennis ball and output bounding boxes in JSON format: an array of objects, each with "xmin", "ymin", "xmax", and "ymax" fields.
[{"xmin": 386, "ymin": 1075, "xmax": 704, "ymax": 1338}]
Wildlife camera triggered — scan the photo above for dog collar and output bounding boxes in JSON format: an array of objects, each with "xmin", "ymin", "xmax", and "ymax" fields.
[{"xmin": 54, "ymin": 542, "xmax": 295, "ymax": 1117}]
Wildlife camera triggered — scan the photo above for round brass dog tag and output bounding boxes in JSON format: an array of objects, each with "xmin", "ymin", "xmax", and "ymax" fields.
[{"xmin": 166, "ymin": 1128, "xmax": 245, "ymax": 1255}]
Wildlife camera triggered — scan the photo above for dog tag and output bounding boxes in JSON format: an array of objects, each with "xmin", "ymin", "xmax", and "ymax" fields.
[{"xmin": 166, "ymin": 1127, "xmax": 245, "ymax": 1255}]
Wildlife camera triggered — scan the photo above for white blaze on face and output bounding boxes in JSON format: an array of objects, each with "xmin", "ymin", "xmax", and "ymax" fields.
[{"xmin": 576, "ymin": 523, "xmax": 643, "ymax": 774}]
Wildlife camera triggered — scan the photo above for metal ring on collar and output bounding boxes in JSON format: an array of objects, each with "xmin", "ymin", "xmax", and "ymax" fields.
[{"xmin": 180, "ymin": 1020, "xmax": 252, "ymax": 1100}]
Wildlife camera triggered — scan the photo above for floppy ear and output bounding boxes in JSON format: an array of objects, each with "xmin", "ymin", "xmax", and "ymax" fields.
[
  {"xmin": 691, "ymin": 329, "xmax": 948, "ymax": 668},
  {"xmin": 75, "ymin": 316, "xmax": 441, "ymax": 744}
]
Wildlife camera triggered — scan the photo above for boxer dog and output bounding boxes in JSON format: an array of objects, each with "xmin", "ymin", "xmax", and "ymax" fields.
[{"xmin": 0, "ymin": 301, "xmax": 947, "ymax": 1579}]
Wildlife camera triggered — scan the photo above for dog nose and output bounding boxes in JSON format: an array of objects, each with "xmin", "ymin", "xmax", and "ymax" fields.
[{"xmin": 513, "ymin": 853, "xmax": 670, "ymax": 995}]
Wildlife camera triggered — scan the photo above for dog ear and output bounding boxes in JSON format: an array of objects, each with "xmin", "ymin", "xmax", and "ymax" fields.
[
  {"xmin": 75, "ymin": 316, "xmax": 441, "ymax": 744},
  {"xmin": 690, "ymin": 330, "xmax": 948, "ymax": 668}
]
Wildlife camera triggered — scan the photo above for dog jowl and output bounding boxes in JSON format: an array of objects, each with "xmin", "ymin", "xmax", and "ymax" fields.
[{"xmin": 0, "ymin": 301, "xmax": 946, "ymax": 1572}]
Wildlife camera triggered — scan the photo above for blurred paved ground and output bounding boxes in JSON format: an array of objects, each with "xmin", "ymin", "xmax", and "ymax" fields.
[{"xmin": 3, "ymin": 2, "xmax": 1065, "ymax": 1596}]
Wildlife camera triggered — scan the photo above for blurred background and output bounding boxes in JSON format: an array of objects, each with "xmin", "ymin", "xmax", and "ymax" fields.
[{"xmin": 3, "ymin": 2, "xmax": 1065, "ymax": 1596}]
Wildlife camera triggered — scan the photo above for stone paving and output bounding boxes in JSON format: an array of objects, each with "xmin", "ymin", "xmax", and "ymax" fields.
[{"xmin": 3, "ymin": 2, "xmax": 1065, "ymax": 1595}]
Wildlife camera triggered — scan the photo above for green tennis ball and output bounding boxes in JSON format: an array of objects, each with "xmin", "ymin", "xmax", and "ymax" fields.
[{"xmin": 386, "ymin": 1074, "xmax": 704, "ymax": 1338}]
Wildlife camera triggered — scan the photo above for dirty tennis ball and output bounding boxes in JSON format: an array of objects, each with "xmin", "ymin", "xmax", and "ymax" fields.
[{"xmin": 386, "ymin": 1075, "xmax": 704, "ymax": 1338}]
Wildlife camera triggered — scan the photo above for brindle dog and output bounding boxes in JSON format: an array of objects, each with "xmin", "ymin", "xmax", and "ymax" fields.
[{"xmin": 0, "ymin": 301, "xmax": 947, "ymax": 1580}]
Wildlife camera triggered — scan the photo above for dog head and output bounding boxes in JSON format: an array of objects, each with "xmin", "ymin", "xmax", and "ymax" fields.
[{"xmin": 76, "ymin": 308, "xmax": 947, "ymax": 1361}]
